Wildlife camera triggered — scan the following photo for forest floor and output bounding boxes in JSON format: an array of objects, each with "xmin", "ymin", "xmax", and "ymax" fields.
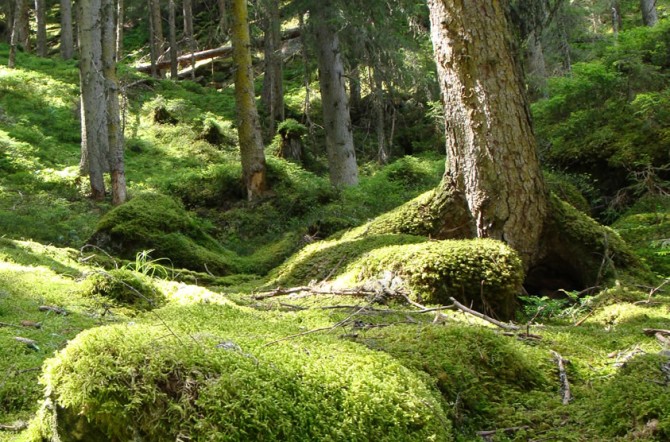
[{"xmin": 1, "ymin": 47, "xmax": 670, "ymax": 441}]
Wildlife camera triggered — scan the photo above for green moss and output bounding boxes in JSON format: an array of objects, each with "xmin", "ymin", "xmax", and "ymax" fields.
[
  {"xmin": 352, "ymin": 239, "xmax": 523, "ymax": 319},
  {"xmin": 544, "ymin": 171, "xmax": 591, "ymax": 214},
  {"xmin": 81, "ymin": 269, "xmax": 165, "ymax": 311},
  {"xmin": 36, "ymin": 304, "xmax": 453, "ymax": 441}
]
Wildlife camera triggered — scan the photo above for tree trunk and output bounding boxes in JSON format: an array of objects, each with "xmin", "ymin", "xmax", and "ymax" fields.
[
  {"xmin": 217, "ymin": 0, "xmax": 228, "ymax": 40},
  {"xmin": 60, "ymin": 0, "xmax": 74, "ymax": 59},
  {"xmin": 78, "ymin": 0, "xmax": 108, "ymax": 200},
  {"xmin": 231, "ymin": 0, "xmax": 267, "ymax": 200},
  {"xmin": 349, "ymin": 62, "xmax": 362, "ymax": 117},
  {"xmin": 312, "ymin": 1, "xmax": 359, "ymax": 187},
  {"xmin": 8, "ymin": 0, "xmax": 22, "ymax": 67},
  {"xmin": 102, "ymin": 0, "xmax": 126, "ymax": 205},
  {"xmin": 526, "ymin": 30, "xmax": 548, "ymax": 100},
  {"xmin": 260, "ymin": 0, "xmax": 284, "ymax": 138},
  {"xmin": 374, "ymin": 68, "xmax": 388, "ymax": 165},
  {"xmin": 17, "ymin": 0, "xmax": 28, "ymax": 51},
  {"xmin": 116, "ymin": 0, "xmax": 124, "ymax": 58},
  {"xmin": 167, "ymin": 0, "xmax": 178, "ymax": 78},
  {"xmin": 182, "ymin": 0, "xmax": 196, "ymax": 79},
  {"xmin": 427, "ymin": 0, "xmax": 547, "ymax": 268},
  {"xmin": 34, "ymin": 0, "xmax": 46, "ymax": 56},
  {"xmin": 640, "ymin": 0, "xmax": 658, "ymax": 26},
  {"xmin": 4, "ymin": 0, "xmax": 14, "ymax": 44},
  {"xmin": 149, "ymin": 0, "xmax": 164, "ymax": 77}
]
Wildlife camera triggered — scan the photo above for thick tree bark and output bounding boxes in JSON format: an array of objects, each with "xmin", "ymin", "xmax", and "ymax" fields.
[
  {"xmin": 8, "ymin": 0, "xmax": 22, "ymax": 67},
  {"xmin": 312, "ymin": 2, "xmax": 359, "ymax": 187},
  {"xmin": 17, "ymin": 0, "xmax": 28, "ymax": 51},
  {"xmin": 260, "ymin": 0, "xmax": 284, "ymax": 138},
  {"xmin": 168, "ymin": 0, "xmax": 178, "ymax": 78},
  {"xmin": 640, "ymin": 0, "xmax": 658, "ymax": 27},
  {"xmin": 34, "ymin": 0, "xmax": 46, "ymax": 56},
  {"xmin": 78, "ymin": 0, "xmax": 108, "ymax": 200},
  {"xmin": 427, "ymin": 0, "xmax": 547, "ymax": 268},
  {"xmin": 231, "ymin": 0, "xmax": 267, "ymax": 200},
  {"xmin": 60, "ymin": 0, "xmax": 74, "ymax": 59},
  {"xmin": 102, "ymin": 0, "xmax": 126, "ymax": 205}
]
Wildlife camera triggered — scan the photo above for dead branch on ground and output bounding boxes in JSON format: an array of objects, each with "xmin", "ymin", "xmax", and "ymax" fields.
[{"xmin": 550, "ymin": 350, "xmax": 572, "ymax": 405}]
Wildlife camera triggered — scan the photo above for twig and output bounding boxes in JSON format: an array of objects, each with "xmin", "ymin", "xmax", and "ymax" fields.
[
  {"xmin": 0, "ymin": 322, "xmax": 22, "ymax": 329},
  {"xmin": 319, "ymin": 255, "xmax": 347, "ymax": 284},
  {"xmin": 252, "ymin": 286, "xmax": 374, "ymax": 300},
  {"xmin": 550, "ymin": 350, "xmax": 571, "ymax": 405},
  {"xmin": 14, "ymin": 337, "xmax": 39, "ymax": 351},
  {"xmin": 449, "ymin": 297, "xmax": 520, "ymax": 331},
  {"xmin": 643, "ymin": 328, "xmax": 670, "ymax": 336},
  {"xmin": 573, "ymin": 308, "xmax": 596, "ymax": 327}
]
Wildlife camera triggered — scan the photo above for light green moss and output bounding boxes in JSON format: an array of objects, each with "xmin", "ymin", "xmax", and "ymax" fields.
[
  {"xmin": 36, "ymin": 304, "xmax": 453, "ymax": 441},
  {"xmin": 81, "ymin": 269, "xmax": 166, "ymax": 312}
]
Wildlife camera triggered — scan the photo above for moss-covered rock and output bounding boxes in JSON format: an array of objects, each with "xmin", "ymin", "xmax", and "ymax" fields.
[
  {"xmin": 35, "ymin": 304, "xmax": 453, "ymax": 441},
  {"xmin": 88, "ymin": 193, "xmax": 241, "ymax": 275},
  {"xmin": 81, "ymin": 269, "xmax": 165, "ymax": 311}
]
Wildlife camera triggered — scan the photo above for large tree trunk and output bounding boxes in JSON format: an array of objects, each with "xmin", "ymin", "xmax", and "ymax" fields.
[
  {"xmin": 17, "ymin": 0, "xmax": 28, "ymax": 51},
  {"xmin": 427, "ymin": 0, "xmax": 546, "ymax": 268},
  {"xmin": 101, "ymin": 0, "xmax": 126, "ymax": 205},
  {"xmin": 312, "ymin": 1, "xmax": 359, "ymax": 187},
  {"xmin": 640, "ymin": 0, "xmax": 658, "ymax": 27},
  {"xmin": 260, "ymin": 0, "xmax": 284, "ymax": 138},
  {"xmin": 60, "ymin": 0, "xmax": 74, "ymax": 59},
  {"xmin": 78, "ymin": 0, "xmax": 108, "ymax": 200},
  {"xmin": 231, "ymin": 0, "xmax": 267, "ymax": 200},
  {"xmin": 34, "ymin": 0, "xmax": 46, "ymax": 56}
]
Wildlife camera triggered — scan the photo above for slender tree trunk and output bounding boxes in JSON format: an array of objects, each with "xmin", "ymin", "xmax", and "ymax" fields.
[
  {"xmin": 640, "ymin": 0, "xmax": 658, "ymax": 26},
  {"xmin": 526, "ymin": 30, "xmax": 548, "ymax": 100},
  {"xmin": 168, "ymin": 0, "xmax": 178, "ymax": 78},
  {"xmin": 231, "ymin": 0, "xmax": 267, "ymax": 200},
  {"xmin": 349, "ymin": 62, "xmax": 361, "ymax": 116},
  {"xmin": 116, "ymin": 0, "xmax": 124, "ymax": 58},
  {"xmin": 149, "ymin": 0, "xmax": 164, "ymax": 76},
  {"xmin": 612, "ymin": 1, "xmax": 622, "ymax": 38},
  {"xmin": 8, "ymin": 0, "xmax": 22, "ymax": 67},
  {"xmin": 182, "ymin": 0, "xmax": 196, "ymax": 79},
  {"xmin": 427, "ymin": 0, "xmax": 547, "ymax": 268},
  {"xmin": 101, "ymin": 0, "xmax": 126, "ymax": 205},
  {"xmin": 4, "ymin": 0, "xmax": 14, "ymax": 44},
  {"xmin": 60, "ymin": 0, "xmax": 74, "ymax": 59},
  {"xmin": 34, "ymin": 0, "xmax": 46, "ymax": 56},
  {"xmin": 78, "ymin": 0, "xmax": 108, "ymax": 200},
  {"xmin": 260, "ymin": 0, "xmax": 284, "ymax": 138},
  {"xmin": 312, "ymin": 2, "xmax": 359, "ymax": 187},
  {"xmin": 17, "ymin": 0, "xmax": 28, "ymax": 51},
  {"xmin": 217, "ymin": 0, "xmax": 228, "ymax": 40},
  {"xmin": 373, "ymin": 68, "xmax": 388, "ymax": 165}
]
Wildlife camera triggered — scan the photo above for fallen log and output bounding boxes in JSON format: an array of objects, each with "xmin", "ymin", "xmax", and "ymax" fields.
[{"xmin": 136, "ymin": 27, "xmax": 301, "ymax": 74}]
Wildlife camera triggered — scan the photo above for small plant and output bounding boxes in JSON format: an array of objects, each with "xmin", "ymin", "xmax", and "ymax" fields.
[{"xmin": 123, "ymin": 249, "xmax": 172, "ymax": 279}]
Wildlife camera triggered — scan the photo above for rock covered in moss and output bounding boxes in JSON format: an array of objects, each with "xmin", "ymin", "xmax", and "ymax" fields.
[
  {"xmin": 88, "ymin": 193, "xmax": 240, "ymax": 275},
  {"xmin": 81, "ymin": 269, "xmax": 165, "ymax": 311},
  {"xmin": 36, "ymin": 304, "xmax": 453, "ymax": 441}
]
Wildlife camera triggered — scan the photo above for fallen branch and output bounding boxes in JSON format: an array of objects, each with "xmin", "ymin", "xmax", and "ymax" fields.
[
  {"xmin": 0, "ymin": 322, "xmax": 21, "ymax": 329},
  {"xmin": 13, "ymin": 337, "xmax": 39, "ymax": 351},
  {"xmin": 0, "ymin": 421, "xmax": 28, "ymax": 432},
  {"xmin": 39, "ymin": 305, "xmax": 67, "ymax": 315},
  {"xmin": 252, "ymin": 286, "xmax": 374, "ymax": 300},
  {"xmin": 643, "ymin": 328, "xmax": 670, "ymax": 337},
  {"xmin": 476, "ymin": 425, "xmax": 530, "ymax": 440},
  {"xmin": 550, "ymin": 350, "xmax": 572, "ymax": 405},
  {"xmin": 449, "ymin": 297, "xmax": 520, "ymax": 331}
]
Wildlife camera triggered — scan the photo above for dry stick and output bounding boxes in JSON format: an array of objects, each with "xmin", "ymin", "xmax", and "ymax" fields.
[
  {"xmin": 643, "ymin": 328, "xmax": 670, "ymax": 336},
  {"xmin": 318, "ymin": 254, "xmax": 348, "ymax": 285},
  {"xmin": 550, "ymin": 350, "xmax": 572, "ymax": 405},
  {"xmin": 476, "ymin": 426, "xmax": 530, "ymax": 438},
  {"xmin": 0, "ymin": 322, "xmax": 22, "ymax": 329},
  {"xmin": 0, "ymin": 421, "xmax": 28, "ymax": 432},
  {"xmin": 449, "ymin": 297, "xmax": 520, "ymax": 331},
  {"xmin": 252, "ymin": 286, "xmax": 373, "ymax": 301},
  {"xmin": 38, "ymin": 305, "xmax": 67, "ymax": 315}
]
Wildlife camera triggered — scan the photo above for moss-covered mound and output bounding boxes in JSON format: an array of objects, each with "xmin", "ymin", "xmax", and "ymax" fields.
[
  {"xmin": 34, "ymin": 304, "xmax": 452, "ymax": 442},
  {"xmin": 357, "ymin": 324, "xmax": 547, "ymax": 433},
  {"xmin": 81, "ymin": 269, "xmax": 166, "ymax": 311},
  {"xmin": 613, "ymin": 195, "xmax": 670, "ymax": 276},
  {"xmin": 269, "ymin": 233, "xmax": 522, "ymax": 319}
]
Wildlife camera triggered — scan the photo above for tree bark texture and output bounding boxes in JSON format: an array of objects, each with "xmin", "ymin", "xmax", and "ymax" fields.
[
  {"xmin": 312, "ymin": 2, "xmax": 359, "ymax": 187},
  {"xmin": 78, "ymin": 0, "xmax": 108, "ymax": 200},
  {"xmin": 218, "ymin": 0, "xmax": 228, "ymax": 39},
  {"xmin": 60, "ymin": 0, "xmax": 74, "ymax": 59},
  {"xmin": 34, "ymin": 0, "xmax": 46, "ymax": 56},
  {"xmin": 427, "ymin": 0, "xmax": 547, "ymax": 268},
  {"xmin": 4, "ymin": 0, "xmax": 14, "ymax": 44},
  {"xmin": 260, "ymin": 0, "xmax": 284, "ymax": 137},
  {"xmin": 231, "ymin": 0, "xmax": 267, "ymax": 200},
  {"xmin": 526, "ymin": 30, "xmax": 547, "ymax": 100},
  {"xmin": 17, "ymin": 0, "xmax": 28, "ymax": 51},
  {"xmin": 640, "ymin": 0, "xmax": 658, "ymax": 26},
  {"xmin": 149, "ymin": 0, "xmax": 164, "ymax": 77},
  {"xmin": 102, "ymin": 0, "xmax": 126, "ymax": 205}
]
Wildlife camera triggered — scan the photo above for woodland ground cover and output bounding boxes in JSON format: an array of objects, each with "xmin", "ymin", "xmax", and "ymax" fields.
[{"xmin": 0, "ymin": 12, "xmax": 670, "ymax": 441}]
